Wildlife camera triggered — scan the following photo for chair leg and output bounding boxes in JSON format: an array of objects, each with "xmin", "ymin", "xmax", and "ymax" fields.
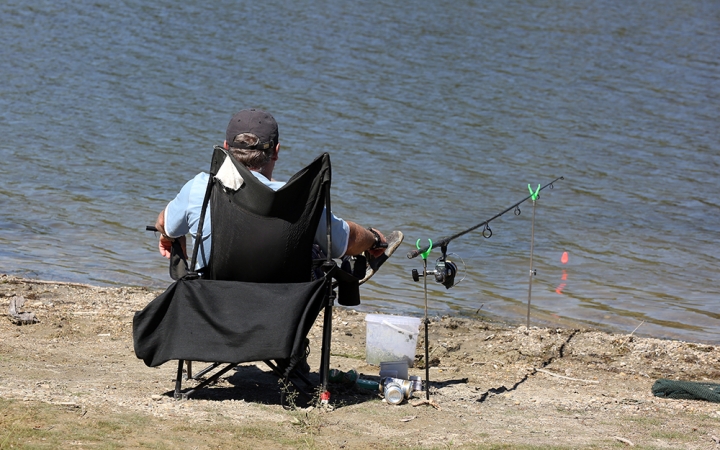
[
  {"xmin": 174, "ymin": 359, "xmax": 184, "ymax": 399},
  {"xmin": 182, "ymin": 363, "xmax": 238, "ymax": 399},
  {"xmin": 319, "ymin": 301, "xmax": 333, "ymax": 393},
  {"xmin": 265, "ymin": 360, "xmax": 313, "ymax": 402},
  {"xmin": 193, "ymin": 362, "xmax": 222, "ymax": 379}
]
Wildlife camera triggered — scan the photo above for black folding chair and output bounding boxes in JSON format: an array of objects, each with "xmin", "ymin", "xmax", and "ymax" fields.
[{"xmin": 133, "ymin": 146, "xmax": 360, "ymax": 406}]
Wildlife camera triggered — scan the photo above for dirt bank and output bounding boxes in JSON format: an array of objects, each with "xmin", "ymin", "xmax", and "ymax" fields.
[{"xmin": 1, "ymin": 274, "xmax": 719, "ymax": 449}]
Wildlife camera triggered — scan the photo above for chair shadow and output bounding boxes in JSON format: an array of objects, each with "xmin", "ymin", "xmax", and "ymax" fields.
[{"xmin": 163, "ymin": 364, "xmax": 378, "ymax": 409}]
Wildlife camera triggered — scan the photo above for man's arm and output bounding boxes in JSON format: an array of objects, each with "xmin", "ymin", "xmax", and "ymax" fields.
[{"xmin": 344, "ymin": 221, "xmax": 386, "ymax": 257}]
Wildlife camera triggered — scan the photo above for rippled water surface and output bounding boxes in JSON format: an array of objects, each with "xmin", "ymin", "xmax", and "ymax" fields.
[{"xmin": 1, "ymin": 0, "xmax": 718, "ymax": 343}]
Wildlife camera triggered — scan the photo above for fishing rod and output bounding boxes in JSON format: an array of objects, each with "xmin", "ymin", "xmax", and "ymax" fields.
[
  {"xmin": 407, "ymin": 176, "xmax": 564, "ymax": 261},
  {"xmin": 407, "ymin": 176, "xmax": 563, "ymax": 405}
]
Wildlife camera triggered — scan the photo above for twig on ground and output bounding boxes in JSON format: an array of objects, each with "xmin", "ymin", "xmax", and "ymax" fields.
[
  {"xmin": 629, "ymin": 321, "xmax": 645, "ymax": 337},
  {"xmin": 614, "ymin": 436, "xmax": 634, "ymax": 446},
  {"xmin": 620, "ymin": 321, "xmax": 645, "ymax": 348},
  {"xmin": 531, "ymin": 368, "xmax": 599, "ymax": 384},
  {"xmin": 411, "ymin": 399, "xmax": 441, "ymax": 410}
]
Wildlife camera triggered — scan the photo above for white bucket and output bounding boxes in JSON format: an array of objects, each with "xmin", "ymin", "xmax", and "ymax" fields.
[{"xmin": 365, "ymin": 314, "xmax": 421, "ymax": 367}]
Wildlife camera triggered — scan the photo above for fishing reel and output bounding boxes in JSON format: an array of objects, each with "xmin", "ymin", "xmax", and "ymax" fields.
[
  {"xmin": 434, "ymin": 256, "xmax": 458, "ymax": 289},
  {"xmin": 412, "ymin": 254, "xmax": 463, "ymax": 289}
]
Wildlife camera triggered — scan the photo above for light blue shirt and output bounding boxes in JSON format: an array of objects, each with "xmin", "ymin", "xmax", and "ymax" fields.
[{"xmin": 164, "ymin": 171, "xmax": 350, "ymax": 270}]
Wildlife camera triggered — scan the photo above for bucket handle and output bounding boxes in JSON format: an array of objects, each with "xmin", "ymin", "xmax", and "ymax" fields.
[{"xmin": 381, "ymin": 320, "xmax": 418, "ymax": 336}]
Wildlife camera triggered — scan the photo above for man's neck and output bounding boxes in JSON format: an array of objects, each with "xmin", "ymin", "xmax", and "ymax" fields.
[{"xmin": 256, "ymin": 160, "xmax": 275, "ymax": 180}]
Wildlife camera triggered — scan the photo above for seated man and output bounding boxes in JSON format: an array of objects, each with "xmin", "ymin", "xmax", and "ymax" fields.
[{"xmin": 154, "ymin": 108, "xmax": 390, "ymax": 274}]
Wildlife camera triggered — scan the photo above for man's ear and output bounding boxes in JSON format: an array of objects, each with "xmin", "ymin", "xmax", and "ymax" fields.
[
  {"xmin": 223, "ymin": 140, "xmax": 229, "ymax": 149},
  {"xmin": 271, "ymin": 143, "xmax": 280, "ymax": 161}
]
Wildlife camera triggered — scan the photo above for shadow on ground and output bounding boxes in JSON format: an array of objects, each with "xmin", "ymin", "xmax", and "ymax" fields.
[{"xmin": 163, "ymin": 364, "xmax": 378, "ymax": 408}]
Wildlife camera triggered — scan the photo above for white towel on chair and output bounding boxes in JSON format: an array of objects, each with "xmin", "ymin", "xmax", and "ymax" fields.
[{"xmin": 215, "ymin": 157, "xmax": 244, "ymax": 191}]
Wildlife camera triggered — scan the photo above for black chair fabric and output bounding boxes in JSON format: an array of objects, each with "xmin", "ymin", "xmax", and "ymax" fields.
[
  {"xmin": 204, "ymin": 148, "xmax": 329, "ymax": 283},
  {"xmin": 133, "ymin": 278, "xmax": 326, "ymax": 368}
]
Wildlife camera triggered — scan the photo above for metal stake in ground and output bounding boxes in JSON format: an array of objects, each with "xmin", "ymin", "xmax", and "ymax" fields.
[
  {"xmin": 526, "ymin": 184, "xmax": 540, "ymax": 328},
  {"xmin": 423, "ymin": 257, "xmax": 430, "ymax": 401},
  {"xmin": 414, "ymin": 239, "xmax": 433, "ymax": 401}
]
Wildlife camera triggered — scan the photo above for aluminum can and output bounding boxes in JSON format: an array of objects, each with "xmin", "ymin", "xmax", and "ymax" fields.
[
  {"xmin": 384, "ymin": 382, "xmax": 405, "ymax": 405},
  {"xmin": 382, "ymin": 377, "xmax": 413, "ymax": 404},
  {"xmin": 409, "ymin": 375, "xmax": 422, "ymax": 391}
]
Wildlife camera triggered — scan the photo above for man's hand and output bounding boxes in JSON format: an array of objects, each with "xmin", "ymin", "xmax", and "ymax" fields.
[
  {"xmin": 155, "ymin": 208, "xmax": 187, "ymax": 260},
  {"xmin": 366, "ymin": 228, "xmax": 387, "ymax": 258},
  {"xmin": 158, "ymin": 235, "xmax": 187, "ymax": 259},
  {"xmin": 345, "ymin": 222, "xmax": 387, "ymax": 257},
  {"xmin": 158, "ymin": 235, "xmax": 173, "ymax": 259},
  {"xmin": 155, "ymin": 209, "xmax": 171, "ymax": 258}
]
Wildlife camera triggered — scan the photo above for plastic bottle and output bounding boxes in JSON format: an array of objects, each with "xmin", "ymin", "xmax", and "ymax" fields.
[
  {"xmin": 355, "ymin": 378, "xmax": 380, "ymax": 391},
  {"xmin": 328, "ymin": 369, "xmax": 380, "ymax": 391}
]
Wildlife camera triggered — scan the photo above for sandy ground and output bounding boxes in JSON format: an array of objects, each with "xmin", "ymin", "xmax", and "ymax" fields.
[{"xmin": 1, "ymin": 274, "xmax": 720, "ymax": 449}]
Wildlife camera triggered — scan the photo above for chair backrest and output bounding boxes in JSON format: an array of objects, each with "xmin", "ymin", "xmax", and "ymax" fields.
[{"xmin": 201, "ymin": 146, "xmax": 332, "ymax": 283}]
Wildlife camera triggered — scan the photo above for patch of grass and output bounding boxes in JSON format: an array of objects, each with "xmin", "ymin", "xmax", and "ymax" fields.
[
  {"xmin": 0, "ymin": 398, "xmax": 321, "ymax": 449},
  {"xmin": 552, "ymin": 406, "xmax": 588, "ymax": 415},
  {"xmin": 624, "ymin": 415, "xmax": 663, "ymax": 426},
  {"xmin": 462, "ymin": 445, "xmax": 580, "ymax": 450},
  {"xmin": 69, "ymin": 391, "xmax": 92, "ymax": 399},
  {"xmin": 329, "ymin": 351, "xmax": 364, "ymax": 360},
  {"xmin": 0, "ymin": 398, "xmax": 134, "ymax": 449},
  {"xmin": 650, "ymin": 430, "xmax": 690, "ymax": 441}
]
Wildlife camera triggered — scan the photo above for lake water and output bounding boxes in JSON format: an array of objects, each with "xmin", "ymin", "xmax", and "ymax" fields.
[{"xmin": 1, "ymin": 0, "xmax": 718, "ymax": 344}]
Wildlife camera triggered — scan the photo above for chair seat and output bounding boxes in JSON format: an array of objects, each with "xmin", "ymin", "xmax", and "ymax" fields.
[{"xmin": 133, "ymin": 277, "xmax": 327, "ymax": 371}]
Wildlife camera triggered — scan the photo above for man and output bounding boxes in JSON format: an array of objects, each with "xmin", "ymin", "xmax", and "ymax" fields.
[{"xmin": 154, "ymin": 108, "xmax": 390, "ymax": 273}]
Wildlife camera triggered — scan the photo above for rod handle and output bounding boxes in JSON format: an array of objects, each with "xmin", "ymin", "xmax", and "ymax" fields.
[{"xmin": 407, "ymin": 243, "xmax": 431, "ymax": 259}]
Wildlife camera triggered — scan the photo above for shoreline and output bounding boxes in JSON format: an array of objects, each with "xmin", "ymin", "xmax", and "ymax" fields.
[
  {"xmin": 8, "ymin": 272, "xmax": 713, "ymax": 345},
  {"xmin": 2, "ymin": 274, "xmax": 720, "ymax": 448}
]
